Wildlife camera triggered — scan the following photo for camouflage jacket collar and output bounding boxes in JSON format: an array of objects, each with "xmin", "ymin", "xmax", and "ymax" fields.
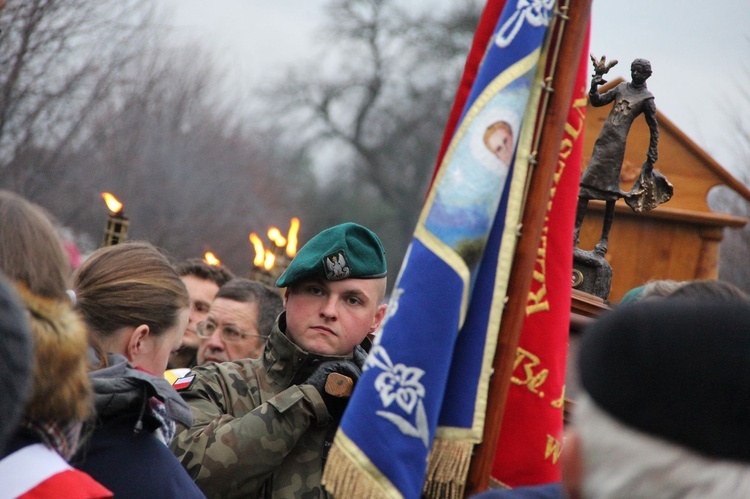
[{"xmin": 263, "ymin": 312, "xmax": 367, "ymax": 386}]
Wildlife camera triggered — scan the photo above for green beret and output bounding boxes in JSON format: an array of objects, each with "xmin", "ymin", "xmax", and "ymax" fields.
[{"xmin": 276, "ymin": 223, "xmax": 387, "ymax": 288}]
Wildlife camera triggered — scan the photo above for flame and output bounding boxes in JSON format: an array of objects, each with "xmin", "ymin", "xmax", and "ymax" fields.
[
  {"xmin": 268, "ymin": 227, "xmax": 287, "ymax": 247},
  {"xmin": 286, "ymin": 218, "xmax": 300, "ymax": 257},
  {"xmin": 263, "ymin": 250, "xmax": 275, "ymax": 271},
  {"xmin": 204, "ymin": 252, "xmax": 220, "ymax": 266},
  {"xmin": 101, "ymin": 192, "xmax": 123, "ymax": 213},
  {"xmin": 249, "ymin": 233, "xmax": 265, "ymax": 267}
]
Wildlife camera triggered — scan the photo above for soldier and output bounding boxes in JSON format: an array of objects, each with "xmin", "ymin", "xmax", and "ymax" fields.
[{"xmin": 170, "ymin": 222, "xmax": 388, "ymax": 498}]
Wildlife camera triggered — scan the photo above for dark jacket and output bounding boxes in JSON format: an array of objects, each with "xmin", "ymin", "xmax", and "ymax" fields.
[
  {"xmin": 72, "ymin": 352, "xmax": 204, "ymax": 499},
  {"xmin": 472, "ymin": 483, "xmax": 565, "ymax": 499}
]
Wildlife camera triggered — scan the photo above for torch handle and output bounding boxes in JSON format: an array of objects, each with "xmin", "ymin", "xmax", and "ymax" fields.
[{"xmin": 324, "ymin": 372, "xmax": 354, "ymax": 398}]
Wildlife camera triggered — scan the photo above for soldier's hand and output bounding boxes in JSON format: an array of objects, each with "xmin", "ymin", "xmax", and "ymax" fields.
[{"xmin": 305, "ymin": 360, "xmax": 362, "ymax": 420}]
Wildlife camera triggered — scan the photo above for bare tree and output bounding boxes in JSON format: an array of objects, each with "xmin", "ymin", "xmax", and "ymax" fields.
[
  {"xmin": 260, "ymin": 0, "xmax": 483, "ymax": 279},
  {"xmin": 711, "ymin": 60, "xmax": 750, "ymax": 293},
  {"xmin": 710, "ymin": 181, "xmax": 750, "ymax": 293},
  {"xmin": 0, "ymin": 0, "xmax": 309, "ymax": 274},
  {"xmin": 0, "ymin": 0, "xmax": 154, "ymax": 196},
  {"xmin": 48, "ymin": 42, "xmax": 307, "ymax": 274},
  {"xmin": 713, "ymin": 155, "xmax": 750, "ymax": 290},
  {"xmin": 0, "ymin": 0, "xmax": 485, "ymax": 278}
]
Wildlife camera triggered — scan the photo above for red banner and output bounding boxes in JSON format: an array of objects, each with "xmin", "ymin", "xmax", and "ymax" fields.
[{"xmin": 490, "ymin": 28, "xmax": 590, "ymax": 487}]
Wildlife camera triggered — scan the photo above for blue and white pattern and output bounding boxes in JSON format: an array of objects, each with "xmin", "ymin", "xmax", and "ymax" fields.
[{"xmin": 336, "ymin": 1, "xmax": 555, "ymax": 496}]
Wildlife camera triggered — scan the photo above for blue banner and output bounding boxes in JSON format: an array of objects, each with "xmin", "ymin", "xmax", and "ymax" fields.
[{"xmin": 326, "ymin": 2, "xmax": 557, "ymax": 497}]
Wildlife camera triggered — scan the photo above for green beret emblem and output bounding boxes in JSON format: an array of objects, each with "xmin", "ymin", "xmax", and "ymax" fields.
[{"xmin": 324, "ymin": 251, "xmax": 351, "ymax": 280}]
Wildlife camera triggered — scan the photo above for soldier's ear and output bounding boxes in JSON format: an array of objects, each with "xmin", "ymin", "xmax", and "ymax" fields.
[{"xmin": 368, "ymin": 304, "xmax": 387, "ymax": 334}]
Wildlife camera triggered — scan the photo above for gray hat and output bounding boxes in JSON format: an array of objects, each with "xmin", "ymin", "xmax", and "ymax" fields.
[{"xmin": 579, "ymin": 299, "xmax": 750, "ymax": 462}]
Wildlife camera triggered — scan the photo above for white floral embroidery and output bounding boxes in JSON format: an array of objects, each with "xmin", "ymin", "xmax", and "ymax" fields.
[
  {"xmin": 367, "ymin": 345, "xmax": 430, "ymax": 447},
  {"xmin": 375, "ymin": 362, "xmax": 425, "ymax": 414},
  {"xmin": 495, "ymin": 0, "xmax": 555, "ymax": 48}
]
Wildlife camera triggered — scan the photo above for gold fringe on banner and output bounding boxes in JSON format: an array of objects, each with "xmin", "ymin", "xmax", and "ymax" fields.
[
  {"xmin": 422, "ymin": 438, "xmax": 474, "ymax": 498},
  {"xmin": 322, "ymin": 436, "xmax": 401, "ymax": 499}
]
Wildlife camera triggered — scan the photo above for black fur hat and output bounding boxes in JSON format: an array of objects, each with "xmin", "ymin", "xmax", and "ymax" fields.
[{"xmin": 579, "ymin": 298, "xmax": 750, "ymax": 462}]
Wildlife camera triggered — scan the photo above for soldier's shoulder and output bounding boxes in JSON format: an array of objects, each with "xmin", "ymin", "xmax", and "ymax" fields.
[{"xmin": 173, "ymin": 359, "xmax": 260, "ymax": 393}]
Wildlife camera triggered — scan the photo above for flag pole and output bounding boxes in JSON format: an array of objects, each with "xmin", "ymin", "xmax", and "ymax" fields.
[{"xmin": 465, "ymin": 0, "xmax": 593, "ymax": 493}]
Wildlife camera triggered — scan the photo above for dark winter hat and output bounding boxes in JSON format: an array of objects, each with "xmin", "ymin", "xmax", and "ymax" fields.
[
  {"xmin": 276, "ymin": 222, "xmax": 386, "ymax": 288},
  {"xmin": 578, "ymin": 298, "xmax": 750, "ymax": 462},
  {"xmin": 0, "ymin": 276, "xmax": 33, "ymax": 454}
]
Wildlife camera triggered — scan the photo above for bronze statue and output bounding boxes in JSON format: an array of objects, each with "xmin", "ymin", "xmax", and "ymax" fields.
[{"xmin": 573, "ymin": 56, "xmax": 672, "ymax": 255}]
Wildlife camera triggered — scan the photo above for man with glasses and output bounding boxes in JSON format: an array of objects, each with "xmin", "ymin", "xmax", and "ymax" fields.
[
  {"xmin": 196, "ymin": 278, "xmax": 283, "ymax": 365},
  {"xmin": 171, "ymin": 223, "xmax": 388, "ymax": 497}
]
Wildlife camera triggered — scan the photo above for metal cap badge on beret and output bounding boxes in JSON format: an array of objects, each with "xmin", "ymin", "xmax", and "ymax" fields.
[
  {"xmin": 276, "ymin": 222, "xmax": 386, "ymax": 288},
  {"xmin": 578, "ymin": 298, "xmax": 750, "ymax": 462}
]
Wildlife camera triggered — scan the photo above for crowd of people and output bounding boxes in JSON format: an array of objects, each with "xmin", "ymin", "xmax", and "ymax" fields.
[{"xmin": 2, "ymin": 187, "xmax": 750, "ymax": 498}]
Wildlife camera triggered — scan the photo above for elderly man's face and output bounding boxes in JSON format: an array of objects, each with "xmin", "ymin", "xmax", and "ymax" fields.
[{"xmin": 196, "ymin": 297, "xmax": 266, "ymax": 364}]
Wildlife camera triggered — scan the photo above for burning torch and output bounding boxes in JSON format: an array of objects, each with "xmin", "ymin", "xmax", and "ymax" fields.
[
  {"xmin": 101, "ymin": 192, "xmax": 129, "ymax": 246},
  {"xmin": 248, "ymin": 217, "xmax": 300, "ymax": 286},
  {"xmin": 204, "ymin": 251, "xmax": 221, "ymax": 266}
]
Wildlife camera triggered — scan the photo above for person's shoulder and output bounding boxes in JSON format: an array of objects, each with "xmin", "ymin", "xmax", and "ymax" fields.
[
  {"xmin": 203, "ymin": 358, "xmax": 260, "ymax": 380},
  {"xmin": 164, "ymin": 367, "xmax": 191, "ymax": 385},
  {"xmin": 173, "ymin": 359, "xmax": 260, "ymax": 395}
]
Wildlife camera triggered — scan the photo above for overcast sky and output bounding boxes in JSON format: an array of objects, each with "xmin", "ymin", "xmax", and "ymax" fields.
[{"xmin": 160, "ymin": 0, "xmax": 750, "ymax": 175}]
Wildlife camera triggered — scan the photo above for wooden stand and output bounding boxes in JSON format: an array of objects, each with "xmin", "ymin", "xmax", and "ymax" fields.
[{"xmin": 572, "ymin": 247, "xmax": 612, "ymax": 301}]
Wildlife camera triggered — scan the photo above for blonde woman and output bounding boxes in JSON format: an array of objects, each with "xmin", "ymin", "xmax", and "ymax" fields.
[{"xmin": 0, "ymin": 190, "xmax": 111, "ymax": 498}]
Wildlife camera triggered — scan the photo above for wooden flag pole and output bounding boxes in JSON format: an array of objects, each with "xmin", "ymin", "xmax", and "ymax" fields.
[{"xmin": 465, "ymin": 0, "xmax": 593, "ymax": 493}]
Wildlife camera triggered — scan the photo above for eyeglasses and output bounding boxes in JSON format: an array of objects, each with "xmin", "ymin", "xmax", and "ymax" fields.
[{"xmin": 196, "ymin": 321, "xmax": 269, "ymax": 343}]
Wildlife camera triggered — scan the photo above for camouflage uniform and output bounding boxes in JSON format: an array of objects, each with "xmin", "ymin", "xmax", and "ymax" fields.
[{"xmin": 171, "ymin": 312, "xmax": 367, "ymax": 498}]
